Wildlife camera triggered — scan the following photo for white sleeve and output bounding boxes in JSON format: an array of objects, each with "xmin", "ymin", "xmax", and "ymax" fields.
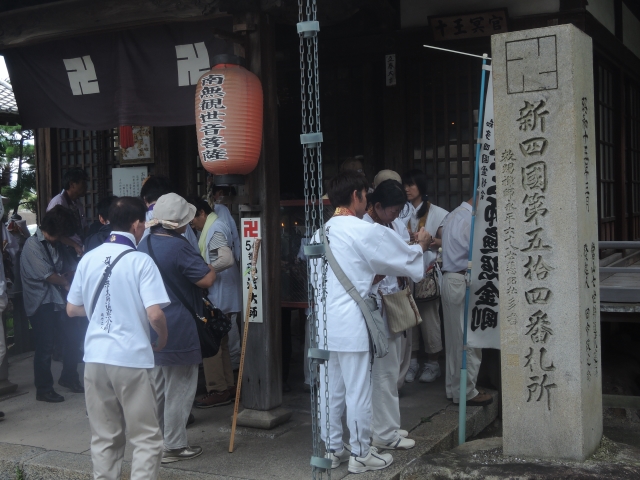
[{"xmin": 364, "ymin": 225, "xmax": 424, "ymax": 283}]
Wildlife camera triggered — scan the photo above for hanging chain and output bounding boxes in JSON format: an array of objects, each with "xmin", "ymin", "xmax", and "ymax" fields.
[{"xmin": 299, "ymin": 0, "xmax": 329, "ymax": 478}]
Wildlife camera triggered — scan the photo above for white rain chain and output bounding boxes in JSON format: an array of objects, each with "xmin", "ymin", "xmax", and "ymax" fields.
[{"xmin": 297, "ymin": 0, "xmax": 331, "ymax": 477}]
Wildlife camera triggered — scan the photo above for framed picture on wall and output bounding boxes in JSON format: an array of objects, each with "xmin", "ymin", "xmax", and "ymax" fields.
[{"xmin": 119, "ymin": 126, "xmax": 155, "ymax": 165}]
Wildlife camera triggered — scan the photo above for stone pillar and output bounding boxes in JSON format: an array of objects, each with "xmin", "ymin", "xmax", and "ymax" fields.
[{"xmin": 492, "ymin": 24, "xmax": 602, "ymax": 461}]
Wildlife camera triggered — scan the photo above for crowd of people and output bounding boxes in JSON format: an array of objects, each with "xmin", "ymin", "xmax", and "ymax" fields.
[
  {"xmin": 11, "ymin": 168, "xmax": 244, "ymax": 478},
  {"xmin": 0, "ymin": 162, "xmax": 494, "ymax": 477},
  {"xmin": 313, "ymin": 166, "xmax": 492, "ymax": 474}
]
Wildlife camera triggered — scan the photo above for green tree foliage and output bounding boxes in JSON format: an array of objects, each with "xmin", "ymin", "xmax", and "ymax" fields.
[{"xmin": 0, "ymin": 126, "xmax": 36, "ymax": 215}]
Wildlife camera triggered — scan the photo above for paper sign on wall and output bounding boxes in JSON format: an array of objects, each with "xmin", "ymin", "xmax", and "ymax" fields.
[
  {"xmin": 241, "ymin": 217, "xmax": 263, "ymax": 324},
  {"xmin": 112, "ymin": 166, "xmax": 148, "ymax": 197}
]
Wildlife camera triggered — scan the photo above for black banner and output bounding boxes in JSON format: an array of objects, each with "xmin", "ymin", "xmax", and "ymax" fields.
[{"xmin": 4, "ymin": 18, "xmax": 233, "ymax": 130}]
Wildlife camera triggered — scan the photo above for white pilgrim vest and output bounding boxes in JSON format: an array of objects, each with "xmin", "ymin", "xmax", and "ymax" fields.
[
  {"xmin": 204, "ymin": 217, "xmax": 242, "ymax": 314},
  {"xmin": 313, "ymin": 215, "xmax": 424, "ymax": 352}
]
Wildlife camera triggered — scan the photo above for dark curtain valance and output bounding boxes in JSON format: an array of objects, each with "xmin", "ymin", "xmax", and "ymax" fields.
[{"xmin": 4, "ymin": 18, "xmax": 234, "ymax": 130}]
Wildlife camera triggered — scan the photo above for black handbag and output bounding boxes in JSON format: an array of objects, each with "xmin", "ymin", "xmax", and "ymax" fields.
[{"xmin": 146, "ymin": 234, "xmax": 232, "ymax": 358}]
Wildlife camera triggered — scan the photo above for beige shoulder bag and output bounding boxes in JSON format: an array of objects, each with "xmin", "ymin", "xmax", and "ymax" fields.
[{"xmin": 380, "ymin": 278, "xmax": 422, "ymax": 334}]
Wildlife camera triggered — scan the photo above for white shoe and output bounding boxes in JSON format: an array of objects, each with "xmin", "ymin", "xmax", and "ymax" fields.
[
  {"xmin": 397, "ymin": 429, "xmax": 408, "ymax": 438},
  {"xmin": 405, "ymin": 362, "xmax": 419, "ymax": 383},
  {"xmin": 419, "ymin": 362, "xmax": 441, "ymax": 383},
  {"xmin": 325, "ymin": 445, "xmax": 350, "ymax": 469},
  {"xmin": 372, "ymin": 436, "xmax": 416, "ymax": 450},
  {"xmin": 348, "ymin": 447, "xmax": 393, "ymax": 474}
]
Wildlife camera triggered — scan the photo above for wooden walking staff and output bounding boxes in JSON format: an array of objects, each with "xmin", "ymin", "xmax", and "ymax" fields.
[{"xmin": 229, "ymin": 237, "xmax": 262, "ymax": 453}]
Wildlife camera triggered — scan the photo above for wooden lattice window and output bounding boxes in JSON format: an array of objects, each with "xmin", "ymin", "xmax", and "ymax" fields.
[
  {"xmin": 595, "ymin": 61, "xmax": 617, "ymax": 240},
  {"xmin": 57, "ymin": 129, "xmax": 119, "ymax": 225},
  {"xmin": 408, "ymin": 54, "xmax": 481, "ymax": 212},
  {"xmin": 628, "ymin": 81, "xmax": 640, "ymax": 240}
]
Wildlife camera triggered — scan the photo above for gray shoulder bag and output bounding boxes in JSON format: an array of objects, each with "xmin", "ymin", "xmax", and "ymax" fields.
[{"xmin": 323, "ymin": 238, "xmax": 388, "ymax": 359}]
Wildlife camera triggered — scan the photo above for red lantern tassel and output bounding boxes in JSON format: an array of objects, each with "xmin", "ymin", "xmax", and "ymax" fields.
[{"xmin": 119, "ymin": 126, "xmax": 134, "ymax": 150}]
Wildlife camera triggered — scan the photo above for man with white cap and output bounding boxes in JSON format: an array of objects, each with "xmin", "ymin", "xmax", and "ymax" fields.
[{"xmin": 138, "ymin": 193, "xmax": 216, "ymax": 463}]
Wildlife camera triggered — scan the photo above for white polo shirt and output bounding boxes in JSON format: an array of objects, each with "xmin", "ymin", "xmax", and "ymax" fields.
[
  {"xmin": 441, "ymin": 202, "xmax": 472, "ymax": 273},
  {"xmin": 67, "ymin": 232, "xmax": 170, "ymax": 368}
]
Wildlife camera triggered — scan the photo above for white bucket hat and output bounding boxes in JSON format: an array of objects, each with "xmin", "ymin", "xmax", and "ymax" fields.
[
  {"xmin": 148, "ymin": 193, "xmax": 196, "ymax": 230},
  {"xmin": 373, "ymin": 169, "xmax": 401, "ymax": 188}
]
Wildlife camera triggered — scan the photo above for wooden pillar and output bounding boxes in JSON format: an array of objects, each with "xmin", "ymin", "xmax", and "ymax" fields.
[
  {"xmin": 618, "ymin": 74, "xmax": 628, "ymax": 240},
  {"xmin": 34, "ymin": 128, "xmax": 54, "ymax": 221},
  {"xmin": 153, "ymin": 127, "xmax": 171, "ymax": 178},
  {"xmin": 237, "ymin": 12, "xmax": 290, "ymax": 426},
  {"xmin": 383, "ymin": 50, "xmax": 407, "ymax": 174}
]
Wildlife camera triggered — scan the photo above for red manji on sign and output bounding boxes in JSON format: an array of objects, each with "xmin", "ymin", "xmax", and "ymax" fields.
[{"xmin": 195, "ymin": 61, "xmax": 263, "ymax": 175}]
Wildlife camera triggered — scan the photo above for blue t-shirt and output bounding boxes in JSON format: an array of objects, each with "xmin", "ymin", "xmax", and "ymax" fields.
[{"xmin": 138, "ymin": 230, "xmax": 211, "ymax": 366}]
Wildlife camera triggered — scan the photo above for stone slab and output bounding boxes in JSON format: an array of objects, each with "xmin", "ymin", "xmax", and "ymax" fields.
[
  {"xmin": 233, "ymin": 406, "xmax": 292, "ymax": 430},
  {"xmin": 20, "ymin": 450, "xmax": 241, "ymax": 480},
  {"xmin": 0, "ymin": 353, "xmax": 479, "ymax": 480},
  {"xmin": 492, "ymin": 23, "xmax": 602, "ymax": 461},
  {"xmin": 341, "ymin": 390, "xmax": 500, "ymax": 480},
  {"xmin": 219, "ymin": 419, "xmax": 300, "ymax": 439},
  {"xmin": 400, "ymin": 437, "xmax": 640, "ymax": 479},
  {"xmin": 0, "ymin": 380, "xmax": 17, "ymax": 397},
  {"xmin": 0, "ymin": 443, "xmax": 45, "ymax": 480}
]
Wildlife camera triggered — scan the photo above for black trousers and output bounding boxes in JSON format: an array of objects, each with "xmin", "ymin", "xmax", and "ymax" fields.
[{"xmin": 29, "ymin": 303, "xmax": 84, "ymax": 394}]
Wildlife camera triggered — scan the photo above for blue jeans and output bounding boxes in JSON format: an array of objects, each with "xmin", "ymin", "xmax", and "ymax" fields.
[{"xmin": 29, "ymin": 303, "xmax": 84, "ymax": 394}]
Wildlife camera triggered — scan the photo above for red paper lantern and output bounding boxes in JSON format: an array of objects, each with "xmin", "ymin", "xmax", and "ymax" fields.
[{"xmin": 195, "ymin": 59, "xmax": 263, "ymax": 176}]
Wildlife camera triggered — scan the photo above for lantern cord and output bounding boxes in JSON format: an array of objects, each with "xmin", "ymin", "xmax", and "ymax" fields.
[{"xmin": 298, "ymin": 0, "xmax": 330, "ymax": 478}]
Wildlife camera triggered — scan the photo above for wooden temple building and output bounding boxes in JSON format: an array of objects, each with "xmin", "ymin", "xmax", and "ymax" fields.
[{"xmin": 0, "ymin": 0, "xmax": 639, "ymax": 423}]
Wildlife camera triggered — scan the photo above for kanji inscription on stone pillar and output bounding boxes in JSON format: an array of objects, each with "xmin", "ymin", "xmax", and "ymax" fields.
[{"xmin": 493, "ymin": 24, "xmax": 602, "ymax": 462}]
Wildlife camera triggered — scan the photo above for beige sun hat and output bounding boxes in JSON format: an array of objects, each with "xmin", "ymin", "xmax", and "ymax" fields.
[
  {"xmin": 149, "ymin": 193, "xmax": 196, "ymax": 230},
  {"xmin": 373, "ymin": 169, "xmax": 401, "ymax": 188}
]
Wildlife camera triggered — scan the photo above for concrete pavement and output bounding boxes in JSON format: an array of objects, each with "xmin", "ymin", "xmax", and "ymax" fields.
[{"xmin": 0, "ymin": 352, "xmax": 498, "ymax": 479}]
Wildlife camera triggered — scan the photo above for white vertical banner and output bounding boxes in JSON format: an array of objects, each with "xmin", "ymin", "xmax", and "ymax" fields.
[
  {"xmin": 241, "ymin": 218, "xmax": 263, "ymax": 323},
  {"xmin": 467, "ymin": 70, "xmax": 500, "ymax": 349}
]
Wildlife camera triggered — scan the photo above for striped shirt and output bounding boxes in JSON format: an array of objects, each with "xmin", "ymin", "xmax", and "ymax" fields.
[{"xmin": 20, "ymin": 228, "xmax": 71, "ymax": 316}]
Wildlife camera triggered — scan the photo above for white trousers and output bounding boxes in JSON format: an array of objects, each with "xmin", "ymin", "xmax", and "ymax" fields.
[
  {"xmin": 85, "ymin": 363, "xmax": 163, "ymax": 480},
  {"xmin": 411, "ymin": 299, "xmax": 443, "ymax": 354},
  {"xmin": 441, "ymin": 273, "xmax": 482, "ymax": 403},
  {"xmin": 319, "ymin": 351, "xmax": 372, "ymax": 457},
  {"xmin": 0, "ymin": 293, "xmax": 7, "ymax": 366},
  {"xmin": 151, "ymin": 364, "xmax": 198, "ymax": 450},
  {"xmin": 304, "ymin": 311, "xmax": 312, "ymax": 385},
  {"xmin": 396, "ymin": 331, "xmax": 412, "ymax": 391},
  {"xmin": 372, "ymin": 335, "xmax": 403, "ymax": 444}
]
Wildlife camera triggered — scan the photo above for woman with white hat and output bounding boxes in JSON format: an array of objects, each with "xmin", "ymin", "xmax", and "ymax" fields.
[{"xmin": 138, "ymin": 193, "xmax": 216, "ymax": 463}]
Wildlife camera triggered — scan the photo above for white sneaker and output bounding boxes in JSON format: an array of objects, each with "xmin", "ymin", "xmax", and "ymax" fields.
[
  {"xmin": 348, "ymin": 447, "xmax": 393, "ymax": 474},
  {"xmin": 372, "ymin": 436, "xmax": 416, "ymax": 450},
  {"xmin": 419, "ymin": 362, "xmax": 441, "ymax": 383},
  {"xmin": 325, "ymin": 445, "xmax": 351, "ymax": 469},
  {"xmin": 397, "ymin": 429, "xmax": 408, "ymax": 438},
  {"xmin": 405, "ymin": 362, "xmax": 419, "ymax": 383}
]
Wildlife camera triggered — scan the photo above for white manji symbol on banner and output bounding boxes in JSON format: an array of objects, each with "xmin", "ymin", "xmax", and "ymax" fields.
[
  {"xmin": 175, "ymin": 42, "xmax": 211, "ymax": 86},
  {"xmin": 242, "ymin": 218, "xmax": 263, "ymax": 323},
  {"xmin": 63, "ymin": 55, "xmax": 100, "ymax": 95}
]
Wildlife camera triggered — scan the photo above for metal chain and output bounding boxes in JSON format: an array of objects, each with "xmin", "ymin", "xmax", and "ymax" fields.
[{"xmin": 299, "ymin": 0, "xmax": 329, "ymax": 477}]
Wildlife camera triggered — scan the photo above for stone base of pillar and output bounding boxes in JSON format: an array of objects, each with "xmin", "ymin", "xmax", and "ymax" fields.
[
  {"xmin": 234, "ymin": 407, "xmax": 292, "ymax": 430},
  {"xmin": 0, "ymin": 379, "xmax": 17, "ymax": 396}
]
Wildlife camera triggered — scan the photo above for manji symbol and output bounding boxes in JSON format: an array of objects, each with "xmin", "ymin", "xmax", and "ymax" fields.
[
  {"xmin": 505, "ymin": 35, "xmax": 558, "ymax": 94},
  {"xmin": 63, "ymin": 56, "xmax": 100, "ymax": 95},
  {"xmin": 243, "ymin": 221, "xmax": 259, "ymax": 238},
  {"xmin": 176, "ymin": 42, "xmax": 210, "ymax": 86}
]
